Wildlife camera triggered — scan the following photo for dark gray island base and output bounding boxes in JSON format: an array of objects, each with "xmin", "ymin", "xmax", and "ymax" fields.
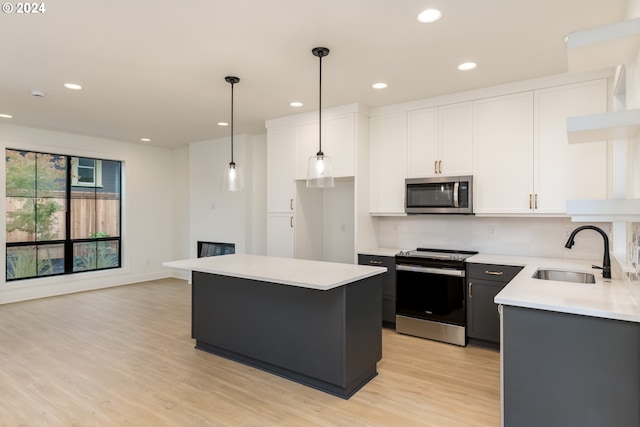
[{"xmin": 191, "ymin": 271, "xmax": 383, "ymax": 399}]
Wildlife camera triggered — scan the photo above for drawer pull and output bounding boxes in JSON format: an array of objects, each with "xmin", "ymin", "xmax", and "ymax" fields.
[
  {"xmin": 468, "ymin": 282, "xmax": 473, "ymax": 298},
  {"xmin": 485, "ymin": 270, "xmax": 504, "ymax": 276},
  {"xmin": 369, "ymin": 260, "xmax": 383, "ymax": 265}
]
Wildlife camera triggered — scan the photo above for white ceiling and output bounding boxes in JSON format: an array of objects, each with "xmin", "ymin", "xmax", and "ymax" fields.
[{"xmin": 0, "ymin": 0, "xmax": 629, "ymax": 148}]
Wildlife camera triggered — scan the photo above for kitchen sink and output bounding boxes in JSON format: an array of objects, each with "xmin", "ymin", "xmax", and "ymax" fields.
[{"xmin": 532, "ymin": 269, "xmax": 596, "ymax": 283}]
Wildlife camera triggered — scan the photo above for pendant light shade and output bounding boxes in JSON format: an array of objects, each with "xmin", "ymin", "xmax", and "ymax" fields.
[
  {"xmin": 223, "ymin": 75, "xmax": 243, "ymax": 192},
  {"xmin": 307, "ymin": 47, "xmax": 334, "ymax": 189}
]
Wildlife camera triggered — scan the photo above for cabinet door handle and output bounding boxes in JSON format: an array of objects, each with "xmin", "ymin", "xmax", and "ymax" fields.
[
  {"xmin": 485, "ymin": 270, "xmax": 504, "ymax": 276},
  {"xmin": 438, "ymin": 160, "xmax": 442, "ymax": 174},
  {"xmin": 468, "ymin": 282, "xmax": 473, "ymax": 298},
  {"xmin": 290, "ymin": 216, "xmax": 294, "ymax": 228},
  {"xmin": 369, "ymin": 260, "xmax": 383, "ymax": 265},
  {"xmin": 534, "ymin": 194, "xmax": 538, "ymax": 210},
  {"xmin": 529, "ymin": 194, "xmax": 533, "ymax": 209},
  {"xmin": 434, "ymin": 160, "xmax": 438, "ymax": 174},
  {"xmin": 290, "ymin": 199, "xmax": 294, "ymax": 211}
]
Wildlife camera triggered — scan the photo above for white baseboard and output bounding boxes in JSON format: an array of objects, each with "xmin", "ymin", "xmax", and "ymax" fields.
[{"xmin": 0, "ymin": 269, "xmax": 175, "ymax": 305}]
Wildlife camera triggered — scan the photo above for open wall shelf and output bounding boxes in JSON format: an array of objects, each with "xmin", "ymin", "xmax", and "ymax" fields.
[
  {"xmin": 567, "ymin": 199, "xmax": 640, "ymax": 222},
  {"xmin": 567, "ymin": 109, "xmax": 640, "ymax": 143},
  {"xmin": 567, "ymin": 17, "xmax": 640, "ymax": 73}
]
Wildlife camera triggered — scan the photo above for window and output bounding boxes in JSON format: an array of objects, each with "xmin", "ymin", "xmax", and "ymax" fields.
[
  {"xmin": 5, "ymin": 149, "xmax": 122, "ymax": 281},
  {"xmin": 71, "ymin": 157, "xmax": 103, "ymax": 187}
]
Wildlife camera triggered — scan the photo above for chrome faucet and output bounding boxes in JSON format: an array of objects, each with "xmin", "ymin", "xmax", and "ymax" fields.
[{"xmin": 564, "ymin": 225, "xmax": 611, "ymax": 279}]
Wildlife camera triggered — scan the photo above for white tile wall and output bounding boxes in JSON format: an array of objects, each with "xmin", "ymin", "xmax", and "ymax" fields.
[{"xmin": 374, "ymin": 216, "xmax": 610, "ymax": 261}]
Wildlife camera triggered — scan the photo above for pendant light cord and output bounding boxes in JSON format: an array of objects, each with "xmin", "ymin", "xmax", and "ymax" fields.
[
  {"xmin": 318, "ymin": 53, "xmax": 323, "ymax": 156},
  {"xmin": 230, "ymin": 80, "xmax": 235, "ymax": 164},
  {"xmin": 224, "ymin": 76, "xmax": 240, "ymax": 166},
  {"xmin": 312, "ymin": 47, "xmax": 329, "ymax": 156}
]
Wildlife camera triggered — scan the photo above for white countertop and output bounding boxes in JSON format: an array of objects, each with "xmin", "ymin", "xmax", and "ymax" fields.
[
  {"xmin": 468, "ymin": 254, "xmax": 640, "ymax": 323},
  {"xmin": 163, "ymin": 254, "xmax": 387, "ymax": 291},
  {"xmin": 358, "ymin": 247, "xmax": 405, "ymax": 257}
]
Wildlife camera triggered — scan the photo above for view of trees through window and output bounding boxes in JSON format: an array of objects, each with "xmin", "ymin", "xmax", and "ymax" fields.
[{"xmin": 5, "ymin": 149, "xmax": 122, "ymax": 280}]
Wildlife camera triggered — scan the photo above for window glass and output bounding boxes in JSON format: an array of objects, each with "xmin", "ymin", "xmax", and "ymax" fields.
[
  {"xmin": 72, "ymin": 157, "xmax": 102, "ymax": 187},
  {"xmin": 6, "ymin": 246, "xmax": 37, "ymax": 280},
  {"xmin": 73, "ymin": 240, "xmax": 120, "ymax": 272},
  {"xmin": 5, "ymin": 149, "xmax": 122, "ymax": 281}
]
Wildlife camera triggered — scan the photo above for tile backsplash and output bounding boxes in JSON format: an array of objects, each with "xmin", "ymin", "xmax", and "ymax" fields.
[{"xmin": 374, "ymin": 216, "xmax": 610, "ymax": 260}]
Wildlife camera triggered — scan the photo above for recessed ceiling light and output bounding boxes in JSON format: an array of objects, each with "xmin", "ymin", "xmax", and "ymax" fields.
[
  {"xmin": 290, "ymin": 101, "xmax": 303, "ymax": 107},
  {"xmin": 0, "ymin": 113, "xmax": 13, "ymax": 119},
  {"xmin": 64, "ymin": 83, "xmax": 83, "ymax": 90},
  {"xmin": 417, "ymin": 9, "xmax": 442, "ymax": 23},
  {"xmin": 140, "ymin": 138, "xmax": 151, "ymax": 142},
  {"xmin": 218, "ymin": 122, "xmax": 229, "ymax": 126},
  {"xmin": 457, "ymin": 62, "xmax": 477, "ymax": 71},
  {"xmin": 372, "ymin": 82, "xmax": 388, "ymax": 90}
]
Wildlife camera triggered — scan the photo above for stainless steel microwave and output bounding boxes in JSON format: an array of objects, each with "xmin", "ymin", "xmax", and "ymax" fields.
[{"xmin": 405, "ymin": 176, "xmax": 473, "ymax": 214}]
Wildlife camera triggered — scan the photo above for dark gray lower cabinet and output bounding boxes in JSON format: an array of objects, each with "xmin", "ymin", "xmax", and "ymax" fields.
[
  {"xmin": 358, "ymin": 254, "xmax": 396, "ymax": 327},
  {"xmin": 466, "ymin": 263, "xmax": 522, "ymax": 348},
  {"xmin": 503, "ymin": 305, "xmax": 640, "ymax": 427}
]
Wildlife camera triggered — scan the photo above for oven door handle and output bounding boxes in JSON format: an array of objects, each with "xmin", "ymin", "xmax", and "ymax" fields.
[{"xmin": 396, "ymin": 264, "xmax": 465, "ymax": 277}]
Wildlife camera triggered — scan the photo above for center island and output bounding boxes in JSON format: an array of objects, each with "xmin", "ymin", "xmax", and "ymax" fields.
[{"xmin": 163, "ymin": 254, "xmax": 387, "ymax": 399}]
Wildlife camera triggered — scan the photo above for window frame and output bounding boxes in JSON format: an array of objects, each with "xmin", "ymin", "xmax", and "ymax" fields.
[{"xmin": 5, "ymin": 149, "xmax": 122, "ymax": 281}]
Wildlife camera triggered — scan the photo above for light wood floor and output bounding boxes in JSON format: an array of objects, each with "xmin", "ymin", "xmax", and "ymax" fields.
[{"xmin": 0, "ymin": 278, "xmax": 500, "ymax": 426}]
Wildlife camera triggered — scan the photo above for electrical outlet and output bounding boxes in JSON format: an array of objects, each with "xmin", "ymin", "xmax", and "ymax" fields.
[{"xmin": 488, "ymin": 226, "xmax": 496, "ymax": 237}]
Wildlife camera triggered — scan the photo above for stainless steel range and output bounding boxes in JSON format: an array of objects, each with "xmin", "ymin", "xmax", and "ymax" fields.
[{"xmin": 395, "ymin": 248, "xmax": 477, "ymax": 346}]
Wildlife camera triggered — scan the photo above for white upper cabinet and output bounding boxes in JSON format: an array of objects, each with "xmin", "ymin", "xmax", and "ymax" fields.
[
  {"xmin": 473, "ymin": 79, "xmax": 608, "ymax": 215},
  {"xmin": 439, "ymin": 102, "xmax": 474, "ymax": 176},
  {"xmin": 294, "ymin": 114, "xmax": 356, "ymax": 180},
  {"xmin": 325, "ymin": 114, "xmax": 356, "ymax": 177},
  {"xmin": 294, "ymin": 122, "xmax": 317, "ymax": 180},
  {"xmin": 370, "ymin": 112, "xmax": 407, "ymax": 214},
  {"xmin": 266, "ymin": 103, "xmax": 367, "ymax": 261},
  {"xmin": 534, "ymin": 79, "xmax": 608, "ymax": 213},
  {"xmin": 370, "ymin": 72, "xmax": 611, "ymax": 216},
  {"xmin": 407, "ymin": 102, "xmax": 473, "ymax": 177},
  {"xmin": 473, "ymin": 92, "xmax": 535, "ymax": 214},
  {"xmin": 407, "ymin": 107, "xmax": 438, "ymax": 176},
  {"xmin": 267, "ymin": 126, "xmax": 296, "ymax": 213}
]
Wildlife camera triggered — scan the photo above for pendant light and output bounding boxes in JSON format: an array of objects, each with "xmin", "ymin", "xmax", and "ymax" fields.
[
  {"xmin": 223, "ymin": 76, "xmax": 243, "ymax": 192},
  {"xmin": 306, "ymin": 47, "xmax": 334, "ymax": 189}
]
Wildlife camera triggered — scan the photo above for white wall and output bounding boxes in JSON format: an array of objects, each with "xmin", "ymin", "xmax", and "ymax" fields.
[
  {"xmin": 171, "ymin": 145, "xmax": 190, "ymax": 261},
  {"xmin": 0, "ymin": 124, "xmax": 176, "ymax": 303},
  {"xmin": 187, "ymin": 133, "xmax": 267, "ymax": 260}
]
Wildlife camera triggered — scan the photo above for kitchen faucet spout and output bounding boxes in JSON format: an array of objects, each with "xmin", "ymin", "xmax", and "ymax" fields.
[{"xmin": 564, "ymin": 225, "xmax": 611, "ymax": 279}]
